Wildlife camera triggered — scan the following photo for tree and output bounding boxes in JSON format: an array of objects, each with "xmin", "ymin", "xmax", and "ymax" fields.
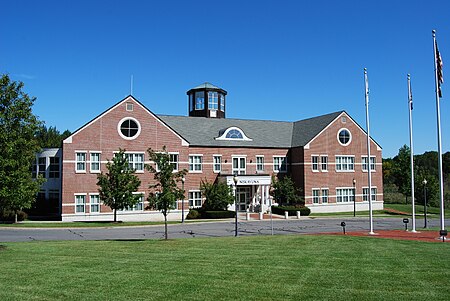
[
  {"xmin": 392, "ymin": 145, "xmax": 411, "ymax": 203},
  {"xmin": 97, "ymin": 149, "xmax": 141, "ymax": 222},
  {"xmin": 270, "ymin": 175, "xmax": 303, "ymax": 205},
  {"xmin": 200, "ymin": 179, "xmax": 234, "ymax": 211},
  {"xmin": 0, "ymin": 74, "xmax": 45, "ymax": 222},
  {"xmin": 146, "ymin": 146, "xmax": 187, "ymax": 240},
  {"xmin": 36, "ymin": 125, "xmax": 71, "ymax": 148}
]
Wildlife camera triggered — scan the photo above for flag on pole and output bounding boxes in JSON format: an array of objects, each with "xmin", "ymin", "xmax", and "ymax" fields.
[{"xmin": 436, "ymin": 40, "xmax": 444, "ymax": 97}]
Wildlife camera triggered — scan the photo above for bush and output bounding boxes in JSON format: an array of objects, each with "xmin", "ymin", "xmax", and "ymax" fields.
[
  {"xmin": 271, "ymin": 205, "xmax": 310, "ymax": 216},
  {"xmin": 201, "ymin": 210, "xmax": 236, "ymax": 219},
  {"xmin": 0, "ymin": 210, "xmax": 28, "ymax": 222},
  {"xmin": 186, "ymin": 209, "xmax": 201, "ymax": 220}
]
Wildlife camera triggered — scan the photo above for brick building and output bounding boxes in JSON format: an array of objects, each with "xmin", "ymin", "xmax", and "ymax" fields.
[{"xmin": 58, "ymin": 83, "xmax": 382, "ymax": 221}]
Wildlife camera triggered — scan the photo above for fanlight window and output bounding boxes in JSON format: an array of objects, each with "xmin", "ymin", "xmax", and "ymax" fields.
[{"xmin": 216, "ymin": 127, "xmax": 252, "ymax": 141}]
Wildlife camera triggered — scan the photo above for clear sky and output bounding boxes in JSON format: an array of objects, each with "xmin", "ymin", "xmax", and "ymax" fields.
[{"xmin": 2, "ymin": 0, "xmax": 449, "ymax": 158}]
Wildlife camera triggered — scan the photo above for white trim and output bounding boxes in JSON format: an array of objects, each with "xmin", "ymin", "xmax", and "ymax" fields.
[{"xmin": 63, "ymin": 96, "xmax": 189, "ymax": 146}]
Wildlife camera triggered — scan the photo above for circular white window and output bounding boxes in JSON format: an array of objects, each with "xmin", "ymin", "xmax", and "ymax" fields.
[
  {"xmin": 118, "ymin": 117, "xmax": 141, "ymax": 140},
  {"xmin": 337, "ymin": 128, "xmax": 351, "ymax": 146}
]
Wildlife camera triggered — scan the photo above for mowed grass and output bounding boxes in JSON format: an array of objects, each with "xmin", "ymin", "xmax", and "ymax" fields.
[{"xmin": 1, "ymin": 236, "xmax": 449, "ymax": 301}]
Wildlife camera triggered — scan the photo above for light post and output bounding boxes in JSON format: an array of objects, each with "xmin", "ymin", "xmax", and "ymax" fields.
[
  {"xmin": 181, "ymin": 175, "xmax": 186, "ymax": 223},
  {"xmin": 423, "ymin": 179, "xmax": 428, "ymax": 229},
  {"xmin": 353, "ymin": 178, "xmax": 356, "ymax": 217},
  {"xmin": 233, "ymin": 174, "xmax": 239, "ymax": 237}
]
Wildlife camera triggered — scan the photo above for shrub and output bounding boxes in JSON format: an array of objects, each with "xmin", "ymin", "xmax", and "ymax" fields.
[
  {"xmin": 201, "ymin": 210, "xmax": 236, "ymax": 219},
  {"xmin": 186, "ymin": 209, "xmax": 201, "ymax": 220},
  {"xmin": 271, "ymin": 205, "xmax": 310, "ymax": 216},
  {"xmin": 0, "ymin": 210, "xmax": 28, "ymax": 222}
]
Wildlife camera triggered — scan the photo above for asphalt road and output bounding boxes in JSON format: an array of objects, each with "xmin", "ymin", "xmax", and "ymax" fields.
[{"xmin": 1, "ymin": 217, "xmax": 447, "ymax": 242}]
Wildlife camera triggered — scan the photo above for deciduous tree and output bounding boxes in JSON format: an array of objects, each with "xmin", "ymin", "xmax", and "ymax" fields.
[
  {"xmin": 97, "ymin": 149, "xmax": 141, "ymax": 222},
  {"xmin": 200, "ymin": 179, "xmax": 234, "ymax": 211},
  {"xmin": 0, "ymin": 74, "xmax": 44, "ymax": 222},
  {"xmin": 146, "ymin": 146, "xmax": 186, "ymax": 240}
]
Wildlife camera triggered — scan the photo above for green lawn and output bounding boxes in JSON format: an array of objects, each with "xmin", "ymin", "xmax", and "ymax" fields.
[
  {"xmin": 1, "ymin": 235, "xmax": 449, "ymax": 300},
  {"xmin": 0, "ymin": 221, "xmax": 179, "ymax": 228}
]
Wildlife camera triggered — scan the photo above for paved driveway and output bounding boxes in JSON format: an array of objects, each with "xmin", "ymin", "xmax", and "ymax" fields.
[{"xmin": 0, "ymin": 217, "xmax": 446, "ymax": 242}]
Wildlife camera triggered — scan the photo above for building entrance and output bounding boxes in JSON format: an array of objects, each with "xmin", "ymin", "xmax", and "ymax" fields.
[{"xmin": 237, "ymin": 187, "xmax": 251, "ymax": 211}]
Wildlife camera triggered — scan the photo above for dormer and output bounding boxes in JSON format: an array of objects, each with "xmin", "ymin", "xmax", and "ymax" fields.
[{"xmin": 187, "ymin": 82, "xmax": 227, "ymax": 118}]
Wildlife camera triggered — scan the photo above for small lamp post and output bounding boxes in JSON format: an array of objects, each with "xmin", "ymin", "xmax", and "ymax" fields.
[
  {"xmin": 340, "ymin": 221, "xmax": 346, "ymax": 234},
  {"xmin": 181, "ymin": 175, "xmax": 186, "ymax": 223},
  {"xmin": 233, "ymin": 174, "xmax": 239, "ymax": 237},
  {"xmin": 423, "ymin": 179, "xmax": 428, "ymax": 229},
  {"xmin": 353, "ymin": 178, "xmax": 356, "ymax": 217}
]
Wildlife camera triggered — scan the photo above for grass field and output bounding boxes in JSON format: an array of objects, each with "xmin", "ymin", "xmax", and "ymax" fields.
[{"xmin": 1, "ymin": 235, "xmax": 449, "ymax": 300}]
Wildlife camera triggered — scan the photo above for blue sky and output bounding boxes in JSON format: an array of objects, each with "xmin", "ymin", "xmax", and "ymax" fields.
[{"xmin": 2, "ymin": 0, "xmax": 449, "ymax": 158}]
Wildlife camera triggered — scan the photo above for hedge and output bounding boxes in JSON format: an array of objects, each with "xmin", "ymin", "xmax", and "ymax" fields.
[
  {"xmin": 186, "ymin": 209, "xmax": 236, "ymax": 219},
  {"xmin": 271, "ymin": 205, "xmax": 310, "ymax": 216}
]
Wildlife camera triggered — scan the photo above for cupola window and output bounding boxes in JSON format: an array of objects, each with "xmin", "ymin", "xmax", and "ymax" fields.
[
  {"xmin": 195, "ymin": 92, "xmax": 205, "ymax": 110},
  {"xmin": 208, "ymin": 92, "xmax": 218, "ymax": 110}
]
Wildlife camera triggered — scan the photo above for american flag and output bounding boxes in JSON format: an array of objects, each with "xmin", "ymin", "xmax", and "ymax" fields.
[{"xmin": 436, "ymin": 41, "xmax": 444, "ymax": 97}]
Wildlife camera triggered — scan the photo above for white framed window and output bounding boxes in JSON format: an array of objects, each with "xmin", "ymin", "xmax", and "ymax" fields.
[
  {"xmin": 215, "ymin": 127, "xmax": 252, "ymax": 141},
  {"xmin": 336, "ymin": 188, "xmax": 355, "ymax": 203},
  {"xmin": 321, "ymin": 156, "xmax": 328, "ymax": 172},
  {"xmin": 213, "ymin": 155, "xmax": 222, "ymax": 173},
  {"xmin": 126, "ymin": 102, "xmax": 134, "ymax": 111},
  {"xmin": 169, "ymin": 153, "xmax": 179, "ymax": 171},
  {"xmin": 273, "ymin": 156, "xmax": 287, "ymax": 173},
  {"xmin": 256, "ymin": 156, "xmax": 264, "ymax": 172},
  {"xmin": 125, "ymin": 153, "xmax": 144, "ymax": 172},
  {"xmin": 90, "ymin": 152, "xmax": 101, "ymax": 173},
  {"xmin": 335, "ymin": 156, "xmax": 355, "ymax": 172},
  {"xmin": 312, "ymin": 156, "xmax": 319, "ymax": 171},
  {"xmin": 362, "ymin": 156, "xmax": 376, "ymax": 172},
  {"xmin": 189, "ymin": 155, "xmax": 203, "ymax": 172},
  {"xmin": 90, "ymin": 194, "xmax": 100, "ymax": 213},
  {"xmin": 363, "ymin": 187, "xmax": 377, "ymax": 202},
  {"xmin": 232, "ymin": 157, "xmax": 246, "ymax": 175},
  {"xmin": 122, "ymin": 194, "xmax": 144, "ymax": 211},
  {"xmin": 195, "ymin": 91, "xmax": 205, "ymax": 110},
  {"xmin": 76, "ymin": 152, "xmax": 86, "ymax": 172},
  {"xmin": 189, "ymin": 191, "xmax": 202, "ymax": 208},
  {"xmin": 220, "ymin": 94, "xmax": 225, "ymax": 112},
  {"xmin": 75, "ymin": 194, "xmax": 86, "ymax": 213},
  {"xmin": 321, "ymin": 189, "xmax": 329, "ymax": 203},
  {"xmin": 118, "ymin": 117, "xmax": 141, "ymax": 140},
  {"xmin": 312, "ymin": 189, "xmax": 320, "ymax": 204},
  {"xmin": 208, "ymin": 91, "xmax": 218, "ymax": 110},
  {"xmin": 337, "ymin": 128, "xmax": 352, "ymax": 146}
]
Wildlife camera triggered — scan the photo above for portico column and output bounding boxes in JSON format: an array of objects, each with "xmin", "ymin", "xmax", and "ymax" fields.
[{"xmin": 260, "ymin": 185, "xmax": 265, "ymax": 211}]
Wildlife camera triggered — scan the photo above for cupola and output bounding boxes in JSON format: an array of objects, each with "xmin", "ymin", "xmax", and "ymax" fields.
[{"xmin": 187, "ymin": 82, "xmax": 227, "ymax": 118}]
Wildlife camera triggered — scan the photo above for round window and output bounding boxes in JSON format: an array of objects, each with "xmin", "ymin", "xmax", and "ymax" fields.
[
  {"xmin": 118, "ymin": 118, "xmax": 141, "ymax": 140},
  {"xmin": 338, "ymin": 129, "xmax": 351, "ymax": 145}
]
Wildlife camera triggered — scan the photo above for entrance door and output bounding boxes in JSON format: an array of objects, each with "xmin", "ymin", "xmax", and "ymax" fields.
[{"xmin": 238, "ymin": 192, "xmax": 247, "ymax": 211}]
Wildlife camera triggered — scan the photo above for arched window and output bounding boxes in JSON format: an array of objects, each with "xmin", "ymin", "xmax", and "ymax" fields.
[{"xmin": 216, "ymin": 127, "xmax": 252, "ymax": 141}]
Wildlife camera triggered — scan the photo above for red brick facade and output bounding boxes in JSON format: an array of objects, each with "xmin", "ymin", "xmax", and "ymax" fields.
[{"xmin": 60, "ymin": 95, "xmax": 383, "ymax": 221}]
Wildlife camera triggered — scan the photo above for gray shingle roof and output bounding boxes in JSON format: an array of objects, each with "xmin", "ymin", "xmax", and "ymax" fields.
[{"xmin": 157, "ymin": 111, "xmax": 344, "ymax": 148}]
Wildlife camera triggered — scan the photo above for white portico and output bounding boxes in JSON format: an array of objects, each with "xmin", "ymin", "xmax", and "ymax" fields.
[{"xmin": 222, "ymin": 174, "xmax": 272, "ymax": 212}]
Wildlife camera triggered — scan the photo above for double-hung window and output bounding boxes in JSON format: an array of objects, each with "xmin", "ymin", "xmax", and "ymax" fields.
[
  {"xmin": 76, "ymin": 152, "xmax": 86, "ymax": 172},
  {"xmin": 363, "ymin": 188, "xmax": 377, "ymax": 202},
  {"xmin": 213, "ymin": 155, "xmax": 221, "ymax": 173},
  {"xmin": 90, "ymin": 194, "xmax": 100, "ymax": 213},
  {"xmin": 90, "ymin": 153, "xmax": 101, "ymax": 173},
  {"xmin": 189, "ymin": 155, "xmax": 202, "ymax": 172},
  {"xmin": 312, "ymin": 156, "xmax": 319, "ymax": 171},
  {"xmin": 38, "ymin": 157, "xmax": 46, "ymax": 178},
  {"xmin": 335, "ymin": 156, "xmax": 355, "ymax": 171},
  {"xmin": 336, "ymin": 188, "xmax": 354, "ymax": 203},
  {"xmin": 189, "ymin": 191, "xmax": 202, "ymax": 208},
  {"xmin": 321, "ymin": 156, "xmax": 328, "ymax": 171},
  {"xmin": 49, "ymin": 157, "xmax": 60, "ymax": 178},
  {"xmin": 169, "ymin": 153, "xmax": 179, "ymax": 171},
  {"xmin": 321, "ymin": 189, "xmax": 329, "ymax": 203},
  {"xmin": 312, "ymin": 189, "xmax": 320, "ymax": 204},
  {"xmin": 273, "ymin": 156, "xmax": 287, "ymax": 173},
  {"xmin": 362, "ymin": 156, "xmax": 376, "ymax": 172},
  {"xmin": 125, "ymin": 153, "xmax": 144, "ymax": 171},
  {"xmin": 256, "ymin": 156, "xmax": 264, "ymax": 172},
  {"xmin": 232, "ymin": 157, "xmax": 246, "ymax": 175},
  {"xmin": 75, "ymin": 195, "xmax": 86, "ymax": 213}
]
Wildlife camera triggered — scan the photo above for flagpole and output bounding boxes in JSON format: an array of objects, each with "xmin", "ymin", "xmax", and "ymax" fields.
[
  {"xmin": 432, "ymin": 30, "xmax": 445, "ymax": 233},
  {"xmin": 364, "ymin": 68, "xmax": 375, "ymax": 235},
  {"xmin": 407, "ymin": 74, "xmax": 417, "ymax": 232}
]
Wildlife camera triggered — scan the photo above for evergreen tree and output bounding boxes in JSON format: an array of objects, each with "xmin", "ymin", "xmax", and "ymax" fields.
[
  {"xmin": 0, "ymin": 74, "xmax": 44, "ymax": 222},
  {"xmin": 200, "ymin": 180, "xmax": 234, "ymax": 211}
]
